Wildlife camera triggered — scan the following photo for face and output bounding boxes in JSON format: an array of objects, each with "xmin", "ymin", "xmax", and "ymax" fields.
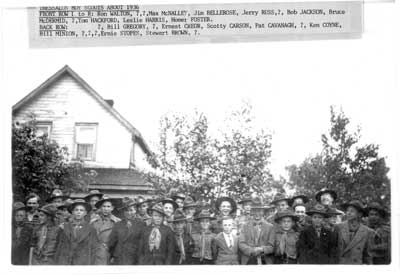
[
  {"xmin": 199, "ymin": 218, "xmax": 210, "ymax": 231},
  {"xmin": 222, "ymin": 218, "xmax": 233, "ymax": 234},
  {"xmin": 152, "ymin": 211, "xmax": 164, "ymax": 226},
  {"xmin": 124, "ymin": 206, "xmax": 137, "ymax": 220},
  {"xmin": 14, "ymin": 210, "xmax": 26, "ymax": 222},
  {"xmin": 173, "ymin": 221, "xmax": 186, "ymax": 233},
  {"xmin": 51, "ymin": 197, "xmax": 64, "ymax": 205},
  {"xmin": 163, "ymin": 203, "xmax": 175, "ymax": 217},
  {"xmin": 320, "ymin": 193, "xmax": 334, "ymax": 206},
  {"xmin": 89, "ymin": 196, "xmax": 100, "ymax": 208},
  {"xmin": 184, "ymin": 207, "xmax": 196, "ymax": 218},
  {"xmin": 311, "ymin": 213, "xmax": 324, "ymax": 228},
  {"xmin": 346, "ymin": 206, "xmax": 361, "ymax": 221},
  {"xmin": 72, "ymin": 205, "xmax": 87, "ymax": 220},
  {"xmin": 242, "ymin": 202, "xmax": 252, "ymax": 214},
  {"xmin": 26, "ymin": 197, "xmax": 39, "ymax": 211},
  {"xmin": 276, "ymin": 200, "xmax": 289, "ymax": 212},
  {"xmin": 368, "ymin": 209, "xmax": 381, "ymax": 225},
  {"xmin": 251, "ymin": 208, "xmax": 264, "ymax": 220},
  {"xmin": 175, "ymin": 198, "xmax": 184, "ymax": 208},
  {"xmin": 294, "ymin": 206, "xmax": 306, "ymax": 221},
  {"xmin": 293, "ymin": 198, "xmax": 305, "ymax": 205},
  {"xmin": 60, "ymin": 207, "xmax": 70, "ymax": 219},
  {"xmin": 38, "ymin": 211, "xmax": 49, "ymax": 224},
  {"xmin": 280, "ymin": 217, "xmax": 294, "ymax": 231},
  {"xmin": 100, "ymin": 201, "xmax": 114, "ymax": 216},
  {"xmin": 327, "ymin": 215, "xmax": 338, "ymax": 225},
  {"xmin": 138, "ymin": 203, "xmax": 148, "ymax": 215},
  {"xmin": 220, "ymin": 201, "xmax": 232, "ymax": 216}
]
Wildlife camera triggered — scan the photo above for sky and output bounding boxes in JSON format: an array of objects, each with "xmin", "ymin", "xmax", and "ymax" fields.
[{"xmin": 2, "ymin": 3, "xmax": 398, "ymax": 181}]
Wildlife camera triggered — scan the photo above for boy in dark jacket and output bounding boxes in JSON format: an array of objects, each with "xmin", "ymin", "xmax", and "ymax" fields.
[{"xmin": 170, "ymin": 209, "xmax": 194, "ymax": 264}]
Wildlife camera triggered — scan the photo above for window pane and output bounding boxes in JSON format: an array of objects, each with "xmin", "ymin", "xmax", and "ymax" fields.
[
  {"xmin": 36, "ymin": 126, "xmax": 50, "ymax": 137},
  {"xmin": 77, "ymin": 144, "xmax": 93, "ymax": 160},
  {"xmin": 76, "ymin": 126, "xmax": 96, "ymax": 143}
]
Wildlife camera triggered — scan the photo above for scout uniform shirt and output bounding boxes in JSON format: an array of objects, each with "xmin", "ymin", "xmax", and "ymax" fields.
[
  {"xmin": 91, "ymin": 214, "xmax": 121, "ymax": 265},
  {"xmin": 265, "ymin": 227, "xmax": 299, "ymax": 264},
  {"xmin": 31, "ymin": 223, "xmax": 59, "ymax": 265},
  {"xmin": 191, "ymin": 229, "xmax": 216, "ymax": 263},
  {"xmin": 369, "ymin": 223, "xmax": 391, "ymax": 264}
]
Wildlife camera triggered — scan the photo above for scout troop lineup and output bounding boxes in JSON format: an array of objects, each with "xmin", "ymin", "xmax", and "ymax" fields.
[{"xmin": 11, "ymin": 188, "xmax": 391, "ymax": 265}]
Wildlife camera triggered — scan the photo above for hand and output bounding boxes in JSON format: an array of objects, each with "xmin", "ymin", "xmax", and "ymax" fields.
[{"xmin": 254, "ymin": 247, "xmax": 264, "ymax": 256}]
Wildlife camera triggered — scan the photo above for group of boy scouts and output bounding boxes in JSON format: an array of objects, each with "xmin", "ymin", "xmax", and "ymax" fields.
[{"xmin": 11, "ymin": 187, "xmax": 391, "ymax": 265}]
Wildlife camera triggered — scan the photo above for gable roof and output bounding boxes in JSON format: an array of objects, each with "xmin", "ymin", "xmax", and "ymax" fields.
[{"xmin": 12, "ymin": 65, "xmax": 154, "ymax": 159}]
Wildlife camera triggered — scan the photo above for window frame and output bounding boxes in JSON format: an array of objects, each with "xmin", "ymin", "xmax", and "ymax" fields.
[
  {"xmin": 35, "ymin": 121, "xmax": 52, "ymax": 139},
  {"xmin": 73, "ymin": 122, "xmax": 98, "ymax": 161}
]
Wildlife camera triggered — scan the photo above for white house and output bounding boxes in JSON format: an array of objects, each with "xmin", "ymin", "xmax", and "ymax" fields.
[{"xmin": 12, "ymin": 65, "xmax": 156, "ymax": 198}]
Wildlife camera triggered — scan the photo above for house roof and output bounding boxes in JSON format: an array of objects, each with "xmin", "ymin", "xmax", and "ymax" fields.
[
  {"xmin": 86, "ymin": 168, "xmax": 153, "ymax": 187},
  {"xmin": 12, "ymin": 65, "xmax": 154, "ymax": 159}
]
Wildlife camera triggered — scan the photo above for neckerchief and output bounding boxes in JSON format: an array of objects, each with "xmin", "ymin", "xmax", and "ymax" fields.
[{"xmin": 149, "ymin": 225, "xmax": 161, "ymax": 252}]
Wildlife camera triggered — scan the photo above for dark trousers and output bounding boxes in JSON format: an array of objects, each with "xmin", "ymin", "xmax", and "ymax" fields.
[
  {"xmin": 191, "ymin": 258, "xmax": 214, "ymax": 265},
  {"xmin": 246, "ymin": 256, "xmax": 266, "ymax": 265},
  {"xmin": 274, "ymin": 256, "xmax": 297, "ymax": 264}
]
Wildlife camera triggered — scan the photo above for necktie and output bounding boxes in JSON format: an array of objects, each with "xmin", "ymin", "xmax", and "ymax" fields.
[{"xmin": 229, "ymin": 235, "xmax": 233, "ymax": 248}]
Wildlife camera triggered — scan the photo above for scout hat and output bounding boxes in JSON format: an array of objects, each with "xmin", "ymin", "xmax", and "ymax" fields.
[
  {"xmin": 67, "ymin": 198, "xmax": 92, "ymax": 213},
  {"xmin": 194, "ymin": 209, "xmax": 216, "ymax": 221},
  {"xmin": 341, "ymin": 200, "xmax": 367, "ymax": 216},
  {"xmin": 13, "ymin": 202, "xmax": 28, "ymax": 212},
  {"xmin": 161, "ymin": 197, "xmax": 179, "ymax": 210},
  {"xmin": 365, "ymin": 201, "xmax": 388, "ymax": 218},
  {"xmin": 46, "ymin": 189, "xmax": 68, "ymax": 203},
  {"xmin": 84, "ymin": 190, "xmax": 104, "ymax": 201},
  {"xmin": 306, "ymin": 203, "xmax": 329, "ymax": 217},
  {"xmin": 215, "ymin": 196, "xmax": 237, "ymax": 215},
  {"xmin": 182, "ymin": 196, "xmax": 198, "ymax": 209},
  {"xmin": 37, "ymin": 203, "xmax": 59, "ymax": 217},
  {"xmin": 315, "ymin": 188, "xmax": 338, "ymax": 203},
  {"xmin": 325, "ymin": 206, "xmax": 343, "ymax": 217},
  {"xmin": 148, "ymin": 202, "xmax": 168, "ymax": 217},
  {"xmin": 95, "ymin": 195, "xmax": 117, "ymax": 209},
  {"xmin": 118, "ymin": 197, "xmax": 137, "ymax": 211},
  {"xmin": 271, "ymin": 192, "xmax": 291, "ymax": 205},
  {"xmin": 274, "ymin": 209, "xmax": 299, "ymax": 223},
  {"xmin": 25, "ymin": 192, "xmax": 40, "ymax": 203},
  {"xmin": 57, "ymin": 198, "xmax": 75, "ymax": 210},
  {"xmin": 250, "ymin": 197, "xmax": 265, "ymax": 210},
  {"xmin": 289, "ymin": 194, "xmax": 309, "ymax": 206},
  {"xmin": 171, "ymin": 192, "xmax": 186, "ymax": 201},
  {"xmin": 238, "ymin": 194, "xmax": 253, "ymax": 204},
  {"xmin": 169, "ymin": 209, "xmax": 187, "ymax": 223}
]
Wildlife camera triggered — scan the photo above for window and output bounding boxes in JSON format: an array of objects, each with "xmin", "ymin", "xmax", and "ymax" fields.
[
  {"xmin": 35, "ymin": 122, "xmax": 52, "ymax": 139},
  {"xmin": 75, "ymin": 123, "xmax": 98, "ymax": 161}
]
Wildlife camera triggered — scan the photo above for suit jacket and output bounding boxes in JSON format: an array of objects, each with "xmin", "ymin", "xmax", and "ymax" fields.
[
  {"xmin": 12, "ymin": 223, "xmax": 33, "ymax": 265},
  {"xmin": 336, "ymin": 221, "xmax": 376, "ymax": 264},
  {"xmin": 54, "ymin": 221, "xmax": 99, "ymax": 265},
  {"xmin": 238, "ymin": 219, "xmax": 275, "ymax": 264},
  {"xmin": 212, "ymin": 232, "xmax": 239, "ymax": 265},
  {"xmin": 108, "ymin": 218, "xmax": 145, "ymax": 265},
  {"xmin": 138, "ymin": 224, "xmax": 176, "ymax": 265},
  {"xmin": 297, "ymin": 225, "xmax": 339, "ymax": 264}
]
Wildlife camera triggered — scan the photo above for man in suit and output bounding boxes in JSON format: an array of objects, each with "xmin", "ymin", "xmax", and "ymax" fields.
[
  {"xmin": 108, "ymin": 198, "xmax": 145, "ymax": 265},
  {"xmin": 336, "ymin": 200, "xmax": 376, "ymax": 264},
  {"xmin": 211, "ymin": 216, "xmax": 239, "ymax": 265},
  {"xmin": 298, "ymin": 204, "xmax": 339, "ymax": 264},
  {"xmin": 138, "ymin": 202, "xmax": 176, "ymax": 265},
  {"xmin": 238, "ymin": 197, "xmax": 275, "ymax": 264}
]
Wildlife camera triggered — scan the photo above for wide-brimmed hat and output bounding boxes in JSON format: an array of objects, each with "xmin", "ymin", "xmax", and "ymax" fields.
[
  {"xmin": 57, "ymin": 198, "xmax": 75, "ymax": 210},
  {"xmin": 275, "ymin": 209, "xmax": 299, "ymax": 223},
  {"xmin": 148, "ymin": 202, "xmax": 168, "ymax": 217},
  {"xmin": 271, "ymin": 193, "xmax": 291, "ymax": 205},
  {"xmin": 171, "ymin": 193, "xmax": 186, "ymax": 201},
  {"xmin": 238, "ymin": 194, "xmax": 253, "ymax": 204},
  {"xmin": 325, "ymin": 206, "xmax": 343, "ymax": 217},
  {"xmin": 161, "ymin": 198, "xmax": 179, "ymax": 210},
  {"xmin": 365, "ymin": 201, "xmax": 388, "ymax": 218},
  {"xmin": 46, "ymin": 189, "xmax": 68, "ymax": 203},
  {"xmin": 13, "ymin": 202, "xmax": 28, "ymax": 212},
  {"xmin": 306, "ymin": 203, "xmax": 329, "ymax": 217},
  {"xmin": 215, "ymin": 196, "xmax": 237, "ymax": 215},
  {"xmin": 289, "ymin": 195, "xmax": 309, "ymax": 206},
  {"xmin": 315, "ymin": 188, "xmax": 338, "ymax": 203},
  {"xmin": 194, "ymin": 209, "xmax": 216, "ymax": 221},
  {"xmin": 169, "ymin": 209, "xmax": 187, "ymax": 223},
  {"xmin": 67, "ymin": 198, "xmax": 92, "ymax": 213},
  {"xmin": 182, "ymin": 196, "xmax": 197, "ymax": 209},
  {"xmin": 341, "ymin": 200, "xmax": 366, "ymax": 216},
  {"xmin": 118, "ymin": 197, "xmax": 137, "ymax": 211},
  {"xmin": 95, "ymin": 195, "xmax": 117, "ymax": 209},
  {"xmin": 251, "ymin": 197, "xmax": 265, "ymax": 210},
  {"xmin": 38, "ymin": 203, "xmax": 59, "ymax": 217},
  {"xmin": 84, "ymin": 190, "xmax": 104, "ymax": 201},
  {"xmin": 25, "ymin": 192, "xmax": 40, "ymax": 203}
]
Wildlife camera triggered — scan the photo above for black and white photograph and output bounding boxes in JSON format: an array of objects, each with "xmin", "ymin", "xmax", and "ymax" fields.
[{"xmin": 1, "ymin": 0, "xmax": 399, "ymax": 272}]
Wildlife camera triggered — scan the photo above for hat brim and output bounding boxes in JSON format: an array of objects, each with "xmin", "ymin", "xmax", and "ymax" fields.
[
  {"xmin": 315, "ymin": 190, "xmax": 338, "ymax": 203},
  {"xmin": 161, "ymin": 199, "xmax": 179, "ymax": 210},
  {"xmin": 341, "ymin": 203, "xmax": 366, "ymax": 216},
  {"xmin": 148, "ymin": 208, "xmax": 167, "ymax": 217},
  {"xmin": 183, "ymin": 203, "xmax": 198, "ymax": 209},
  {"xmin": 83, "ymin": 193, "xmax": 104, "ymax": 201},
  {"xmin": 13, "ymin": 206, "xmax": 29, "ymax": 212},
  {"xmin": 290, "ymin": 195, "xmax": 309, "ymax": 206},
  {"xmin": 37, "ymin": 208, "xmax": 55, "ymax": 217},
  {"xmin": 274, "ymin": 214, "xmax": 299, "ymax": 223},
  {"xmin": 306, "ymin": 211, "xmax": 329, "ymax": 217},
  {"xmin": 46, "ymin": 195, "xmax": 69, "ymax": 203},
  {"xmin": 194, "ymin": 216, "xmax": 216, "ymax": 221},
  {"xmin": 238, "ymin": 198, "xmax": 253, "ymax": 204},
  {"xmin": 172, "ymin": 195, "xmax": 186, "ymax": 201},
  {"xmin": 215, "ymin": 197, "xmax": 237, "ymax": 215},
  {"xmin": 271, "ymin": 198, "xmax": 291, "ymax": 205},
  {"xmin": 95, "ymin": 198, "xmax": 118, "ymax": 209},
  {"xmin": 67, "ymin": 202, "xmax": 92, "ymax": 213},
  {"xmin": 118, "ymin": 203, "xmax": 137, "ymax": 211}
]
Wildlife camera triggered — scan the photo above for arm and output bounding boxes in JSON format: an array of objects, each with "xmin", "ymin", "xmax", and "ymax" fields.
[
  {"xmin": 165, "ymin": 228, "xmax": 176, "ymax": 265},
  {"xmin": 107, "ymin": 225, "xmax": 118, "ymax": 259},
  {"xmin": 263, "ymin": 227, "xmax": 276, "ymax": 255},
  {"xmin": 363, "ymin": 230, "xmax": 375, "ymax": 264},
  {"xmin": 211, "ymin": 237, "xmax": 218, "ymax": 262},
  {"xmin": 238, "ymin": 228, "xmax": 255, "ymax": 257}
]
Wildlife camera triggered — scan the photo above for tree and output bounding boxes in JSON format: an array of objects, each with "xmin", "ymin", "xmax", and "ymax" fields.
[
  {"xmin": 12, "ymin": 119, "xmax": 93, "ymax": 202},
  {"xmin": 150, "ymin": 101, "xmax": 276, "ymax": 203},
  {"xmin": 286, "ymin": 106, "xmax": 390, "ymax": 205}
]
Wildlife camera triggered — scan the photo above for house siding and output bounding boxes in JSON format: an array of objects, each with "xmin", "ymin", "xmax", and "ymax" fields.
[{"xmin": 13, "ymin": 73, "xmax": 132, "ymax": 168}]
